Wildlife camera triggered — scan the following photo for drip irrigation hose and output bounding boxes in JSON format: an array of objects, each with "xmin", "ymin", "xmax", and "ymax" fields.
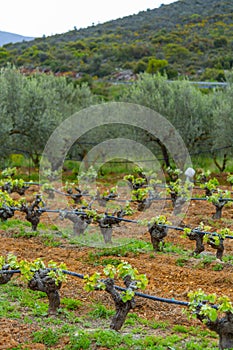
[
  {"xmin": 0, "ymin": 268, "xmax": 189, "ymax": 306},
  {"xmin": 0, "ymin": 268, "xmax": 220, "ymax": 309},
  {"xmin": 7, "ymin": 206, "xmax": 233, "ymax": 240}
]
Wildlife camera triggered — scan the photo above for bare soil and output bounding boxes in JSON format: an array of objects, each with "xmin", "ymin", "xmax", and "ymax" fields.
[{"xmin": 1, "ymin": 179, "xmax": 233, "ymax": 349}]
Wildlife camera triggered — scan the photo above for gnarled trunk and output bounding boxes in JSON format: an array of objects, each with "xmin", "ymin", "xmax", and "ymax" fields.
[
  {"xmin": 99, "ymin": 225, "xmax": 112, "ymax": 244},
  {"xmin": 28, "ymin": 269, "xmax": 62, "ymax": 315},
  {"xmin": 137, "ymin": 198, "xmax": 152, "ymax": 211},
  {"xmin": 208, "ymin": 237, "xmax": 224, "ymax": 260},
  {"xmin": 103, "ymin": 276, "xmax": 136, "ymax": 331},
  {"xmin": 0, "ymin": 265, "xmax": 13, "ymax": 284},
  {"xmin": 213, "ymin": 201, "xmax": 226, "ymax": 220},
  {"xmin": 188, "ymin": 231, "xmax": 205, "ymax": 256},
  {"xmin": 197, "ymin": 311, "xmax": 233, "ymax": 349},
  {"xmin": 148, "ymin": 223, "xmax": 168, "ymax": 252}
]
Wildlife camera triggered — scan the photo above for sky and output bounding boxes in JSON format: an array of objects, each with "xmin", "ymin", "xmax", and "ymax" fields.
[{"xmin": 0, "ymin": 0, "xmax": 176, "ymax": 38}]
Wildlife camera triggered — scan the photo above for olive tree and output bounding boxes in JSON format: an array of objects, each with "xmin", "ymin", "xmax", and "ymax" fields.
[
  {"xmin": 0, "ymin": 66, "xmax": 98, "ymax": 167},
  {"xmin": 121, "ymin": 73, "xmax": 213, "ymax": 165},
  {"xmin": 211, "ymin": 71, "xmax": 233, "ymax": 171}
]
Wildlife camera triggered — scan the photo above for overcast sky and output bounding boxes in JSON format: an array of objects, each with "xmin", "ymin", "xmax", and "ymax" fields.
[{"xmin": 0, "ymin": 0, "xmax": 176, "ymax": 38}]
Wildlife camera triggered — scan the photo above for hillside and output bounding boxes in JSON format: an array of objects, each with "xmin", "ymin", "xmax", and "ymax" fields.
[
  {"xmin": 0, "ymin": 30, "xmax": 34, "ymax": 46},
  {"xmin": 0, "ymin": 0, "xmax": 233, "ymax": 81}
]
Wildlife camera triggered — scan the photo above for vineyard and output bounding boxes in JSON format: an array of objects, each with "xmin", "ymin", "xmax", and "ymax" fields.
[{"xmin": 1, "ymin": 166, "xmax": 233, "ymax": 349}]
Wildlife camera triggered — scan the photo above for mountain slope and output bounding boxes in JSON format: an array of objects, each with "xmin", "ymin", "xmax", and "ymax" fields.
[
  {"xmin": 1, "ymin": 0, "xmax": 233, "ymax": 81},
  {"xmin": 0, "ymin": 30, "xmax": 34, "ymax": 46}
]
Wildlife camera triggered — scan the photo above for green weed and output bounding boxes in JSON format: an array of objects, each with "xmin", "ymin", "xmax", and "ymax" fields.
[
  {"xmin": 172, "ymin": 324, "xmax": 189, "ymax": 333},
  {"xmin": 13, "ymin": 227, "xmax": 39, "ymax": 238},
  {"xmin": 66, "ymin": 331, "xmax": 91, "ymax": 349},
  {"xmin": 88, "ymin": 303, "xmax": 114, "ymax": 319},
  {"xmin": 175, "ymin": 257, "xmax": 189, "ymax": 267},
  {"xmin": 212, "ymin": 263, "xmax": 224, "ymax": 271},
  {"xmin": 149, "ymin": 320, "xmax": 169, "ymax": 330},
  {"xmin": 33, "ymin": 328, "xmax": 60, "ymax": 346},
  {"xmin": 61, "ymin": 297, "xmax": 82, "ymax": 310}
]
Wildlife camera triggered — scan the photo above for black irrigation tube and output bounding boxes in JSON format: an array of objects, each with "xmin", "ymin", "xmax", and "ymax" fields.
[
  {"xmin": 104, "ymin": 215, "xmax": 233, "ymax": 239},
  {"xmin": 1, "ymin": 268, "xmax": 221, "ymax": 308},
  {"xmin": 0, "ymin": 269, "xmax": 21, "ymax": 275},
  {"xmin": 116, "ymin": 286, "xmax": 190, "ymax": 306},
  {"xmin": 0, "ymin": 268, "xmax": 189, "ymax": 307},
  {"xmin": 7, "ymin": 206, "xmax": 233, "ymax": 240}
]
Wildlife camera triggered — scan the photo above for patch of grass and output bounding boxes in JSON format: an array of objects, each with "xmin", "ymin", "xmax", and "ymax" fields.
[
  {"xmin": 161, "ymin": 241, "xmax": 186, "ymax": 255},
  {"xmin": 185, "ymin": 340, "xmax": 218, "ymax": 350},
  {"xmin": 172, "ymin": 324, "xmax": 189, "ymax": 333},
  {"xmin": 1, "ymin": 281, "xmax": 50, "ymax": 318},
  {"xmin": 124, "ymin": 313, "xmax": 138, "ymax": 326},
  {"xmin": 184, "ymin": 325, "xmax": 218, "ymax": 338},
  {"xmin": 0, "ymin": 219, "xmax": 31, "ymax": 230},
  {"xmin": 130, "ymin": 326, "xmax": 147, "ymax": 334},
  {"xmin": 212, "ymin": 263, "xmax": 224, "ymax": 271},
  {"xmin": 33, "ymin": 328, "xmax": 60, "ymax": 346},
  {"xmin": 0, "ymin": 299, "xmax": 21, "ymax": 319},
  {"xmin": 101, "ymin": 257, "xmax": 123, "ymax": 266},
  {"xmin": 61, "ymin": 297, "xmax": 82, "ymax": 310},
  {"xmin": 149, "ymin": 320, "xmax": 169, "ymax": 330},
  {"xmin": 99, "ymin": 239, "xmax": 152, "ymax": 257},
  {"xmin": 205, "ymin": 219, "xmax": 222, "ymax": 229},
  {"xmin": 41, "ymin": 233, "xmax": 62, "ymax": 247},
  {"xmin": 92, "ymin": 329, "xmax": 122, "ymax": 348},
  {"xmin": 195, "ymin": 254, "xmax": 216, "ymax": 268},
  {"xmin": 68, "ymin": 229, "xmax": 135, "ymax": 249},
  {"xmin": 98, "ymin": 161, "xmax": 135, "ymax": 177},
  {"xmin": 222, "ymin": 254, "xmax": 233, "ymax": 263},
  {"xmin": 31, "ymin": 301, "xmax": 49, "ymax": 317},
  {"xmin": 12, "ymin": 227, "xmax": 40, "ymax": 238},
  {"xmin": 88, "ymin": 303, "xmax": 114, "ymax": 319},
  {"xmin": 66, "ymin": 331, "xmax": 91, "ymax": 349},
  {"xmin": 83, "ymin": 239, "xmax": 152, "ymax": 263},
  {"xmin": 6, "ymin": 346, "xmax": 30, "ymax": 350},
  {"xmin": 175, "ymin": 257, "xmax": 189, "ymax": 267}
]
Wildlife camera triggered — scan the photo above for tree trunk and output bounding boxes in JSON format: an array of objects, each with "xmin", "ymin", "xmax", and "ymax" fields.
[
  {"xmin": 208, "ymin": 237, "xmax": 224, "ymax": 260},
  {"xmin": 169, "ymin": 190, "xmax": 177, "ymax": 207},
  {"xmin": 213, "ymin": 202, "xmax": 226, "ymax": 220},
  {"xmin": 28, "ymin": 269, "xmax": 62, "ymax": 315},
  {"xmin": 197, "ymin": 311, "xmax": 233, "ymax": 349},
  {"xmin": 103, "ymin": 276, "xmax": 136, "ymax": 331},
  {"xmin": 156, "ymin": 138, "xmax": 171, "ymax": 169},
  {"xmin": 110, "ymin": 301, "xmax": 132, "ymax": 331},
  {"xmin": 148, "ymin": 223, "xmax": 168, "ymax": 252},
  {"xmin": 99, "ymin": 226, "xmax": 112, "ymax": 244},
  {"xmin": 73, "ymin": 216, "xmax": 89, "ymax": 236},
  {"xmin": 31, "ymin": 154, "xmax": 40, "ymax": 169},
  {"xmin": 188, "ymin": 231, "xmax": 205, "ymax": 255},
  {"xmin": 25, "ymin": 210, "xmax": 42, "ymax": 231},
  {"xmin": 144, "ymin": 131, "xmax": 171, "ymax": 169},
  {"xmin": 213, "ymin": 153, "xmax": 228, "ymax": 173},
  {"xmin": 0, "ymin": 206, "xmax": 15, "ymax": 221},
  {"xmin": 47, "ymin": 290, "xmax": 61, "ymax": 315},
  {"xmin": 137, "ymin": 198, "xmax": 152, "ymax": 211},
  {"xmin": 0, "ymin": 265, "xmax": 13, "ymax": 285}
]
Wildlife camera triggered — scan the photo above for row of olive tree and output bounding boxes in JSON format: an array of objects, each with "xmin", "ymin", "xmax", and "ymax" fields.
[{"xmin": 1, "ymin": 67, "xmax": 233, "ymax": 171}]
